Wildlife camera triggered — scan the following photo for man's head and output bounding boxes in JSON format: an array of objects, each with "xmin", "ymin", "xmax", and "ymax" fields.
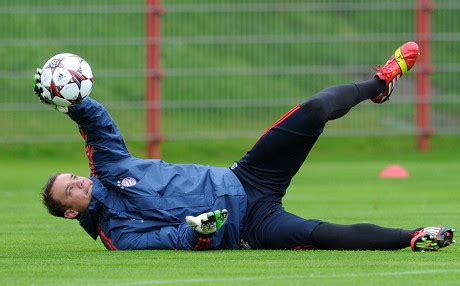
[{"xmin": 41, "ymin": 173, "xmax": 93, "ymax": 219}]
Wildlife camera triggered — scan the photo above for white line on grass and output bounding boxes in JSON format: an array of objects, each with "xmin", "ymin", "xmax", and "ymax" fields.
[{"xmin": 129, "ymin": 269, "xmax": 460, "ymax": 285}]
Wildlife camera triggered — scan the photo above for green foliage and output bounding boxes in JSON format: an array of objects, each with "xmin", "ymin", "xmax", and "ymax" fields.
[{"xmin": 2, "ymin": 0, "xmax": 459, "ymax": 142}]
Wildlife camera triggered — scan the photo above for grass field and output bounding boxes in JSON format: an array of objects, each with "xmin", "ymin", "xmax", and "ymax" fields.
[{"xmin": 1, "ymin": 136, "xmax": 459, "ymax": 285}]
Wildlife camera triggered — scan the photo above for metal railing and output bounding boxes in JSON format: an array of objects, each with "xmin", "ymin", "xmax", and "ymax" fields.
[{"xmin": 0, "ymin": 1, "xmax": 458, "ymax": 151}]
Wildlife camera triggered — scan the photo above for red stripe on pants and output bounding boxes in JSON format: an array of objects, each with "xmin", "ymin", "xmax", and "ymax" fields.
[{"xmin": 258, "ymin": 104, "xmax": 301, "ymax": 141}]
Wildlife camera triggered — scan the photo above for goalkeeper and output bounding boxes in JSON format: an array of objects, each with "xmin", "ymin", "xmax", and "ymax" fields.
[{"xmin": 35, "ymin": 42, "xmax": 455, "ymax": 251}]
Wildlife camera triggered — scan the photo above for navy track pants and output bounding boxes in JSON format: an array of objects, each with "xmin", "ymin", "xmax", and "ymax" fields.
[{"xmin": 231, "ymin": 78, "xmax": 413, "ymax": 249}]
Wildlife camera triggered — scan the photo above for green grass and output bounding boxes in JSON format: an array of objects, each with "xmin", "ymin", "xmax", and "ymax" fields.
[{"xmin": 1, "ymin": 136, "xmax": 459, "ymax": 285}]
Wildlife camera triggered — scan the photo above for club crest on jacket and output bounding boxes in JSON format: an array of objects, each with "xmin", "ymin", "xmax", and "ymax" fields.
[{"xmin": 120, "ymin": 177, "xmax": 137, "ymax": 188}]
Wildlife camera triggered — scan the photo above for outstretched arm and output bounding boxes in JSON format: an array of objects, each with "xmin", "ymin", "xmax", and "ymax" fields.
[
  {"xmin": 33, "ymin": 69, "xmax": 129, "ymax": 177},
  {"xmin": 67, "ymin": 97, "xmax": 130, "ymax": 176}
]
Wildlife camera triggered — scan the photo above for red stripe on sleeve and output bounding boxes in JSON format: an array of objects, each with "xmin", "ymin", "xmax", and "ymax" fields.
[
  {"xmin": 79, "ymin": 127, "xmax": 97, "ymax": 177},
  {"xmin": 97, "ymin": 225, "xmax": 118, "ymax": 251},
  {"xmin": 193, "ymin": 236, "xmax": 212, "ymax": 251}
]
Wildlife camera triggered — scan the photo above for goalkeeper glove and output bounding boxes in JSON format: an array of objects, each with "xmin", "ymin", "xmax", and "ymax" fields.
[
  {"xmin": 33, "ymin": 68, "xmax": 68, "ymax": 113},
  {"xmin": 185, "ymin": 209, "xmax": 228, "ymax": 235}
]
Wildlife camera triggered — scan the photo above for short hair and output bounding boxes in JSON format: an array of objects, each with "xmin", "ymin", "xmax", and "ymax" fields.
[{"xmin": 41, "ymin": 173, "xmax": 67, "ymax": 218}]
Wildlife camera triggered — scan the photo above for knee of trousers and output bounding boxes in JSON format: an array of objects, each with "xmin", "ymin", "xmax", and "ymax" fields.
[{"xmin": 301, "ymin": 97, "xmax": 330, "ymax": 124}]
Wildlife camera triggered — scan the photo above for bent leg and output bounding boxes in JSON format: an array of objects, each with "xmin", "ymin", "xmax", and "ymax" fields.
[
  {"xmin": 232, "ymin": 78, "xmax": 386, "ymax": 200},
  {"xmin": 311, "ymin": 222, "xmax": 417, "ymax": 250}
]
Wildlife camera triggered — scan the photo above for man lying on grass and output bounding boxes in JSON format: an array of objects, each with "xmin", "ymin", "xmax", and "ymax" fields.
[{"xmin": 34, "ymin": 42, "xmax": 455, "ymax": 251}]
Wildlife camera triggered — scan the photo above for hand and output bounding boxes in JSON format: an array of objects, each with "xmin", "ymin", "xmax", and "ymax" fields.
[
  {"xmin": 33, "ymin": 68, "xmax": 68, "ymax": 113},
  {"xmin": 185, "ymin": 209, "xmax": 228, "ymax": 235}
]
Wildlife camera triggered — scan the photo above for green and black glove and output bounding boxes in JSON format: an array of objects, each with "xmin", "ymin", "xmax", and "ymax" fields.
[
  {"xmin": 33, "ymin": 68, "xmax": 68, "ymax": 113},
  {"xmin": 185, "ymin": 209, "xmax": 228, "ymax": 235}
]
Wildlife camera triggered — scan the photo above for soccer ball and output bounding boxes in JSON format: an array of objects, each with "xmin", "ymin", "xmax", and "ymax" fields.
[{"xmin": 40, "ymin": 53, "xmax": 93, "ymax": 107}]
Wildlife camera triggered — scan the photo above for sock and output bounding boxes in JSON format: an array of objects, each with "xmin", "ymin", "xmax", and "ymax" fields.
[
  {"xmin": 304, "ymin": 77, "xmax": 387, "ymax": 121},
  {"xmin": 355, "ymin": 76, "xmax": 386, "ymax": 100},
  {"xmin": 311, "ymin": 222, "xmax": 416, "ymax": 250}
]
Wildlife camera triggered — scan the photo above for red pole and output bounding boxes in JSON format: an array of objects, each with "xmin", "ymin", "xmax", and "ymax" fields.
[
  {"xmin": 415, "ymin": 0, "xmax": 434, "ymax": 151},
  {"xmin": 146, "ymin": 0, "xmax": 164, "ymax": 158}
]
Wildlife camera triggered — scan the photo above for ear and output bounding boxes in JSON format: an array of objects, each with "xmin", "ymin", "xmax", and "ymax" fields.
[{"xmin": 64, "ymin": 209, "xmax": 79, "ymax": 219}]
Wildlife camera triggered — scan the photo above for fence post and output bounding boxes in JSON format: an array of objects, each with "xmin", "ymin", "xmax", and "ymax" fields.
[
  {"xmin": 146, "ymin": 0, "xmax": 164, "ymax": 158},
  {"xmin": 415, "ymin": 0, "xmax": 434, "ymax": 151}
]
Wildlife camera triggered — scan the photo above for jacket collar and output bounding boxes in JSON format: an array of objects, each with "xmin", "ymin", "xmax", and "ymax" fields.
[{"xmin": 77, "ymin": 177, "xmax": 105, "ymax": 240}]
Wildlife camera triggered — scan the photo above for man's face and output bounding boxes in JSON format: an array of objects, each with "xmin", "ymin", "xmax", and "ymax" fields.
[{"xmin": 51, "ymin": 173, "xmax": 93, "ymax": 219}]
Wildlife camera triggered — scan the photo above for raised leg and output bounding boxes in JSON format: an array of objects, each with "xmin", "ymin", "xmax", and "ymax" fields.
[{"xmin": 232, "ymin": 78, "xmax": 385, "ymax": 201}]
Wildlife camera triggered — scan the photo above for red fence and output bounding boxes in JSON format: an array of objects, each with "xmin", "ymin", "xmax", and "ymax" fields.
[
  {"xmin": 415, "ymin": 0, "xmax": 434, "ymax": 151},
  {"xmin": 146, "ymin": 0, "xmax": 163, "ymax": 158}
]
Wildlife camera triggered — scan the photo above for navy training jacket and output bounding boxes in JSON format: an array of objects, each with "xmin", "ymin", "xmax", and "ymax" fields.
[{"xmin": 68, "ymin": 97, "xmax": 248, "ymax": 250}]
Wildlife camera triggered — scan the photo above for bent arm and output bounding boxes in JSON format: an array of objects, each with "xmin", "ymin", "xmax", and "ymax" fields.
[
  {"xmin": 67, "ymin": 97, "xmax": 130, "ymax": 176},
  {"xmin": 114, "ymin": 224, "xmax": 213, "ymax": 250}
]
